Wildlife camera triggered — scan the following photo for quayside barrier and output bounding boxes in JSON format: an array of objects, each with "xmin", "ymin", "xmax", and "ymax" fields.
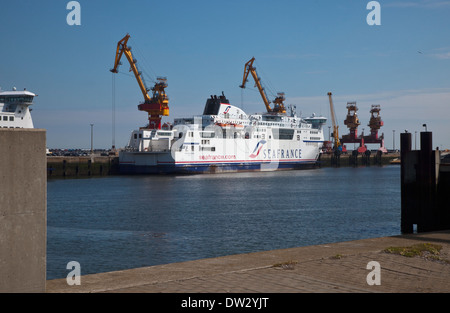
[
  {"xmin": 317, "ymin": 152, "xmax": 398, "ymax": 167},
  {"xmin": 47, "ymin": 156, "xmax": 119, "ymax": 178},
  {"xmin": 400, "ymin": 131, "xmax": 450, "ymax": 233}
]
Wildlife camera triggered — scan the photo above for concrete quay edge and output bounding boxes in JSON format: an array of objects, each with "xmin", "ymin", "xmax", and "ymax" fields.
[{"xmin": 46, "ymin": 230, "xmax": 450, "ymax": 293}]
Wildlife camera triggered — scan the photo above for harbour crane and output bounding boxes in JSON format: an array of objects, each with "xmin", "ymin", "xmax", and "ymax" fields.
[
  {"xmin": 327, "ymin": 92, "xmax": 341, "ymax": 150},
  {"xmin": 110, "ymin": 34, "xmax": 169, "ymax": 130},
  {"xmin": 239, "ymin": 57, "xmax": 286, "ymax": 114}
]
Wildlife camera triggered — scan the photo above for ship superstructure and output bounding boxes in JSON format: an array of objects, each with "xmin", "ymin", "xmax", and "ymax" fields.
[{"xmin": 0, "ymin": 87, "xmax": 35, "ymax": 129}]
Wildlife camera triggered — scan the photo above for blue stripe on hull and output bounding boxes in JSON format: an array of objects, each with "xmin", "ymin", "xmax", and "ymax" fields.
[{"xmin": 119, "ymin": 161, "xmax": 318, "ymax": 174}]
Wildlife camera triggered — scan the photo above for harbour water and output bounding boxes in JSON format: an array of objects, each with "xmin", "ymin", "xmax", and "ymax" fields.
[{"xmin": 47, "ymin": 165, "xmax": 401, "ymax": 280}]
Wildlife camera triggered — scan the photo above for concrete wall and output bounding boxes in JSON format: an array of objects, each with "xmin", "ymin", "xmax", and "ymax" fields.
[
  {"xmin": 0, "ymin": 129, "xmax": 46, "ymax": 292},
  {"xmin": 47, "ymin": 156, "xmax": 119, "ymax": 178}
]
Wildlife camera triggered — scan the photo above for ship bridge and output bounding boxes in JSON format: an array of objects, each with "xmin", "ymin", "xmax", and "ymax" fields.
[{"xmin": 0, "ymin": 88, "xmax": 36, "ymax": 128}]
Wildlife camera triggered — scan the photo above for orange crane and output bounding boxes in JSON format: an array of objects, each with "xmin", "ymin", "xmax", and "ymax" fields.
[
  {"xmin": 239, "ymin": 57, "xmax": 286, "ymax": 114},
  {"xmin": 327, "ymin": 92, "xmax": 341, "ymax": 150},
  {"xmin": 110, "ymin": 34, "xmax": 169, "ymax": 129}
]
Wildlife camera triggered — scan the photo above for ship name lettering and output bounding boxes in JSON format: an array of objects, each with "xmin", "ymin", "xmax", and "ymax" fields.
[{"xmin": 263, "ymin": 148, "xmax": 301, "ymax": 159}]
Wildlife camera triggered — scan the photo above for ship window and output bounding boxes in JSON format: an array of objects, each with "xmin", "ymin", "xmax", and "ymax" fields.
[
  {"xmin": 245, "ymin": 132, "xmax": 250, "ymax": 139},
  {"xmin": 297, "ymin": 135, "xmax": 300, "ymax": 140},
  {"xmin": 273, "ymin": 128, "xmax": 294, "ymax": 140},
  {"xmin": 9, "ymin": 116, "xmax": 14, "ymax": 121},
  {"xmin": 200, "ymin": 132, "xmax": 214, "ymax": 138},
  {"xmin": 134, "ymin": 134, "xmax": 137, "ymax": 139},
  {"xmin": 3, "ymin": 116, "xmax": 7, "ymax": 121}
]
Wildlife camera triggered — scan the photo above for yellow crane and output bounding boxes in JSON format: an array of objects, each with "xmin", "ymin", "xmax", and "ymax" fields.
[
  {"xmin": 110, "ymin": 34, "xmax": 169, "ymax": 129},
  {"xmin": 327, "ymin": 92, "xmax": 341, "ymax": 150},
  {"xmin": 239, "ymin": 57, "xmax": 286, "ymax": 114}
]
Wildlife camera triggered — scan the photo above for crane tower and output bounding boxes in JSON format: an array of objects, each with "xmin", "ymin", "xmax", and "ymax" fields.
[{"xmin": 110, "ymin": 34, "xmax": 169, "ymax": 130}]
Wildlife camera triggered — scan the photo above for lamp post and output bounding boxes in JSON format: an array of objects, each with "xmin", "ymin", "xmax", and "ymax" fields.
[{"xmin": 393, "ymin": 130, "xmax": 395, "ymax": 151}]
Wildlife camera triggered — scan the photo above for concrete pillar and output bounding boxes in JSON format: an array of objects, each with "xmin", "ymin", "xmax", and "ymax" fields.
[{"xmin": 0, "ymin": 129, "xmax": 46, "ymax": 292}]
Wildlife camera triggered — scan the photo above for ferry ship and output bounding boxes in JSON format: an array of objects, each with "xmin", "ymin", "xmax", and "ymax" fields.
[
  {"xmin": 0, "ymin": 87, "xmax": 35, "ymax": 129},
  {"xmin": 119, "ymin": 93, "xmax": 327, "ymax": 174},
  {"xmin": 110, "ymin": 35, "xmax": 326, "ymax": 174}
]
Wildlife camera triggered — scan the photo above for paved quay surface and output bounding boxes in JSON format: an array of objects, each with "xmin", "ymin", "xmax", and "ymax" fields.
[{"xmin": 46, "ymin": 230, "xmax": 450, "ymax": 293}]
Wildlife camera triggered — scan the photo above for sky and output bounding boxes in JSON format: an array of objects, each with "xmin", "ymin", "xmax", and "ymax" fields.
[{"xmin": 1, "ymin": 0, "xmax": 449, "ymax": 150}]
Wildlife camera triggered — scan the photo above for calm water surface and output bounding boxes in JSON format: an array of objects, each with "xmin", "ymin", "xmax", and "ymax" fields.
[{"xmin": 47, "ymin": 165, "xmax": 401, "ymax": 279}]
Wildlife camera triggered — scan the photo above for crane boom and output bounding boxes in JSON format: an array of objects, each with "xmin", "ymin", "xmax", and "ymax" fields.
[
  {"xmin": 111, "ymin": 34, "xmax": 151, "ymax": 103},
  {"xmin": 327, "ymin": 92, "xmax": 341, "ymax": 149},
  {"xmin": 240, "ymin": 57, "xmax": 272, "ymax": 113},
  {"xmin": 239, "ymin": 57, "xmax": 286, "ymax": 114},
  {"xmin": 110, "ymin": 34, "xmax": 169, "ymax": 129}
]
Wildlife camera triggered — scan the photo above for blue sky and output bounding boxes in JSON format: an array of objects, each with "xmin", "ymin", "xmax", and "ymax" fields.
[{"xmin": 1, "ymin": 0, "xmax": 449, "ymax": 149}]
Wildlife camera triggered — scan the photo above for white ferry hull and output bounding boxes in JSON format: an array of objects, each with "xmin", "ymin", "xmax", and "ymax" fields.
[{"xmin": 119, "ymin": 147, "xmax": 319, "ymax": 174}]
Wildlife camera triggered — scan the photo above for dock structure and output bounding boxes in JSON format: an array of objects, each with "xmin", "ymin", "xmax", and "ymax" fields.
[
  {"xmin": 47, "ymin": 156, "xmax": 119, "ymax": 178},
  {"xmin": 339, "ymin": 102, "xmax": 387, "ymax": 154},
  {"xmin": 318, "ymin": 151, "xmax": 398, "ymax": 167},
  {"xmin": 400, "ymin": 131, "xmax": 450, "ymax": 233},
  {"xmin": 2, "ymin": 129, "xmax": 449, "ymax": 295},
  {"xmin": 0, "ymin": 129, "xmax": 47, "ymax": 293},
  {"xmin": 46, "ymin": 230, "xmax": 450, "ymax": 294}
]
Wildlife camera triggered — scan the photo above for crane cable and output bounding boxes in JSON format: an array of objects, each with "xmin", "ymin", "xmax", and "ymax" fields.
[
  {"xmin": 240, "ymin": 87, "xmax": 244, "ymax": 111},
  {"xmin": 254, "ymin": 59, "xmax": 278, "ymax": 99},
  {"xmin": 129, "ymin": 38, "xmax": 158, "ymax": 86},
  {"xmin": 111, "ymin": 73, "xmax": 116, "ymax": 150}
]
